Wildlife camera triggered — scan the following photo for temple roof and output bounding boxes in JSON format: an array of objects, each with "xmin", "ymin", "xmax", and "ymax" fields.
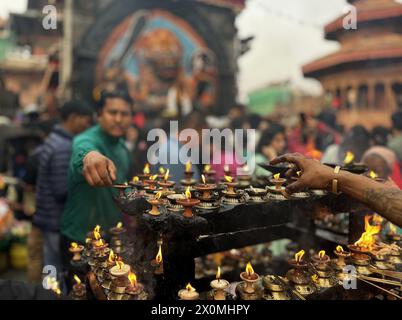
[{"xmin": 325, "ymin": 0, "xmax": 402, "ymax": 40}]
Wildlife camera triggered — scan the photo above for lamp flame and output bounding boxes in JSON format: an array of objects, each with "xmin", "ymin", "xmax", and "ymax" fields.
[
  {"xmin": 185, "ymin": 161, "xmax": 192, "ymax": 172},
  {"xmin": 224, "ymin": 175, "xmax": 233, "ymax": 183},
  {"xmin": 296, "ymin": 171, "xmax": 302, "ymax": 177},
  {"xmin": 216, "ymin": 266, "xmax": 221, "ymax": 280},
  {"xmin": 204, "ymin": 164, "xmax": 211, "ymax": 172},
  {"xmin": 128, "ymin": 272, "xmax": 137, "ymax": 287},
  {"xmin": 73, "ymin": 275, "xmax": 81, "ymax": 285},
  {"xmin": 108, "ymin": 250, "xmax": 115, "ymax": 262},
  {"xmin": 372, "ymin": 214, "xmax": 383, "ymax": 225},
  {"xmin": 156, "ymin": 245, "xmax": 163, "ymax": 264},
  {"xmin": 245, "ymin": 262, "xmax": 254, "ymax": 276},
  {"xmin": 336, "ymin": 245, "xmax": 344, "ymax": 253},
  {"xmin": 132, "ymin": 176, "xmax": 139, "ymax": 183},
  {"xmin": 318, "ymin": 250, "xmax": 326, "ymax": 259},
  {"xmin": 185, "ymin": 187, "xmax": 192, "ymax": 199},
  {"xmin": 295, "ymin": 250, "xmax": 305, "ymax": 263},
  {"xmin": 115, "ymin": 260, "xmax": 124, "ymax": 270},
  {"xmin": 155, "ymin": 191, "xmax": 162, "ymax": 200},
  {"xmin": 143, "ymin": 163, "xmax": 150, "ymax": 174},
  {"xmin": 354, "ymin": 215, "xmax": 381, "ymax": 250},
  {"xmin": 274, "ymin": 173, "xmax": 280, "ymax": 180},
  {"xmin": 159, "ymin": 167, "xmax": 165, "ymax": 175},
  {"xmin": 369, "ymin": 171, "xmax": 378, "ymax": 179},
  {"xmin": 116, "ymin": 222, "xmax": 122, "ymax": 229},
  {"xmin": 344, "ymin": 151, "xmax": 355, "ymax": 165},
  {"xmin": 186, "ymin": 283, "xmax": 196, "ymax": 292},
  {"xmin": 164, "ymin": 169, "xmax": 169, "ymax": 182},
  {"xmin": 201, "ymin": 174, "xmax": 206, "ymax": 184},
  {"xmin": 150, "ymin": 174, "xmax": 158, "ymax": 181},
  {"xmin": 70, "ymin": 242, "xmax": 78, "ymax": 249}
]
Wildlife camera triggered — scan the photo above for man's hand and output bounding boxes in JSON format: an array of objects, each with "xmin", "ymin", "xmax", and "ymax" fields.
[
  {"xmin": 83, "ymin": 151, "xmax": 117, "ymax": 187},
  {"xmin": 270, "ymin": 153, "xmax": 335, "ymax": 194}
]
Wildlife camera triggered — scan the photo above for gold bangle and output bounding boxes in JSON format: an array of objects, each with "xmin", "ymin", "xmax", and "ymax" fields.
[{"xmin": 332, "ymin": 166, "xmax": 341, "ymax": 194}]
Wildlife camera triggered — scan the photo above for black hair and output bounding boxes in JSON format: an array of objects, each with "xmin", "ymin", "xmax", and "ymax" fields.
[
  {"xmin": 257, "ymin": 123, "xmax": 285, "ymax": 153},
  {"xmin": 248, "ymin": 113, "xmax": 262, "ymax": 130},
  {"xmin": 340, "ymin": 125, "xmax": 371, "ymax": 162},
  {"xmin": 97, "ymin": 90, "xmax": 133, "ymax": 112},
  {"xmin": 60, "ymin": 99, "xmax": 93, "ymax": 121},
  {"xmin": 371, "ymin": 126, "xmax": 390, "ymax": 146},
  {"xmin": 391, "ymin": 111, "xmax": 402, "ymax": 131}
]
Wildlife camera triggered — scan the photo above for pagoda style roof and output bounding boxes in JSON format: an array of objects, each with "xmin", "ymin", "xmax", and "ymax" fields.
[{"xmin": 325, "ymin": 1, "xmax": 402, "ymax": 40}]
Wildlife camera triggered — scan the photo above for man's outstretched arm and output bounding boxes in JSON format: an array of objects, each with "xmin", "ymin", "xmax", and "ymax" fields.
[{"xmin": 270, "ymin": 153, "xmax": 402, "ymax": 228}]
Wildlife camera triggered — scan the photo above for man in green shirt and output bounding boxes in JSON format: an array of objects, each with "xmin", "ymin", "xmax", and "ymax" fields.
[{"xmin": 60, "ymin": 91, "xmax": 132, "ymax": 264}]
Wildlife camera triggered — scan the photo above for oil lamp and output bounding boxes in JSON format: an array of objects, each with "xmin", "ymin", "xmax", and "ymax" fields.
[
  {"xmin": 286, "ymin": 250, "xmax": 316, "ymax": 296},
  {"xmin": 237, "ymin": 165, "xmax": 252, "ymax": 188},
  {"xmin": 157, "ymin": 167, "xmax": 166, "ymax": 180},
  {"xmin": 69, "ymin": 242, "xmax": 84, "ymax": 262},
  {"xmin": 203, "ymin": 164, "xmax": 216, "ymax": 183},
  {"xmin": 194, "ymin": 175, "xmax": 220, "ymax": 210},
  {"xmin": 113, "ymin": 182, "xmax": 131, "ymax": 199},
  {"xmin": 210, "ymin": 266, "xmax": 229, "ymax": 300},
  {"xmin": 90, "ymin": 227, "xmax": 109, "ymax": 271},
  {"xmin": 222, "ymin": 175, "xmax": 245, "ymax": 205},
  {"xmin": 181, "ymin": 161, "xmax": 196, "ymax": 186},
  {"xmin": 144, "ymin": 174, "xmax": 159, "ymax": 192},
  {"xmin": 130, "ymin": 175, "xmax": 143, "ymax": 189},
  {"xmin": 245, "ymin": 185, "xmax": 267, "ymax": 203},
  {"xmin": 178, "ymin": 283, "xmax": 199, "ymax": 300},
  {"xmin": 84, "ymin": 237, "xmax": 92, "ymax": 258},
  {"xmin": 139, "ymin": 163, "xmax": 151, "ymax": 183},
  {"xmin": 158, "ymin": 169, "xmax": 175, "ymax": 196},
  {"xmin": 239, "ymin": 262, "xmax": 260, "ymax": 295},
  {"xmin": 166, "ymin": 193, "xmax": 186, "ymax": 212},
  {"xmin": 176, "ymin": 187, "xmax": 200, "ymax": 218},
  {"xmin": 147, "ymin": 191, "xmax": 163, "ymax": 216},
  {"xmin": 109, "ymin": 221, "xmax": 126, "ymax": 254},
  {"xmin": 269, "ymin": 173, "xmax": 286, "ymax": 191},
  {"xmin": 71, "ymin": 274, "xmax": 86, "ymax": 300},
  {"xmin": 311, "ymin": 250, "xmax": 336, "ymax": 288},
  {"xmin": 332, "ymin": 245, "xmax": 352, "ymax": 280},
  {"xmin": 223, "ymin": 175, "xmax": 237, "ymax": 195},
  {"xmin": 262, "ymin": 275, "xmax": 291, "ymax": 300},
  {"xmin": 150, "ymin": 242, "xmax": 164, "ymax": 275},
  {"xmin": 108, "ymin": 260, "xmax": 131, "ymax": 298},
  {"xmin": 101, "ymin": 249, "xmax": 118, "ymax": 289},
  {"xmin": 125, "ymin": 271, "xmax": 146, "ymax": 299}
]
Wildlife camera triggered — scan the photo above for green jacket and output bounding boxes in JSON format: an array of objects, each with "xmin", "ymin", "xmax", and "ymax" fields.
[{"xmin": 60, "ymin": 125, "xmax": 129, "ymax": 242}]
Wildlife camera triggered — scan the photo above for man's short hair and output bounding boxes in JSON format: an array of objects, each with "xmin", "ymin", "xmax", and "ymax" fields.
[
  {"xmin": 60, "ymin": 99, "xmax": 93, "ymax": 121},
  {"xmin": 97, "ymin": 90, "xmax": 133, "ymax": 113},
  {"xmin": 391, "ymin": 111, "xmax": 402, "ymax": 131}
]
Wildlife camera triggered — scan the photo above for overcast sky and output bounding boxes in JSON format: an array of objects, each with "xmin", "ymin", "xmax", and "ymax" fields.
[{"xmin": 0, "ymin": 0, "xmax": 348, "ymax": 99}]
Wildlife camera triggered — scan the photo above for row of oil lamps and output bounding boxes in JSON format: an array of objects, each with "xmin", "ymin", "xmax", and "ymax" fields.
[{"xmin": 114, "ymin": 163, "xmax": 329, "ymax": 218}]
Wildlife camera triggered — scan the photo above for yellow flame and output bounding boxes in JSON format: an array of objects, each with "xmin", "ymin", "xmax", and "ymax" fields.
[
  {"xmin": 70, "ymin": 242, "xmax": 78, "ymax": 249},
  {"xmin": 224, "ymin": 175, "xmax": 233, "ymax": 183},
  {"xmin": 295, "ymin": 250, "xmax": 305, "ymax": 262},
  {"xmin": 216, "ymin": 266, "xmax": 221, "ymax": 280},
  {"xmin": 389, "ymin": 223, "xmax": 397, "ymax": 235},
  {"xmin": 116, "ymin": 222, "xmax": 123, "ymax": 229},
  {"xmin": 185, "ymin": 161, "xmax": 192, "ymax": 172},
  {"xmin": 85, "ymin": 238, "xmax": 92, "ymax": 244},
  {"xmin": 336, "ymin": 245, "xmax": 344, "ymax": 253},
  {"xmin": 155, "ymin": 191, "xmax": 162, "ymax": 200},
  {"xmin": 186, "ymin": 283, "xmax": 196, "ymax": 292},
  {"xmin": 354, "ymin": 215, "xmax": 381, "ymax": 250},
  {"xmin": 311, "ymin": 274, "xmax": 319, "ymax": 283},
  {"xmin": 156, "ymin": 245, "xmax": 163, "ymax": 264},
  {"xmin": 318, "ymin": 250, "xmax": 326, "ymax": 259},
  {"xmin": 185, "ymin": 187, "xmax": 191, "ymax": 199},
  {"xmin": 132, "ymin": 176, "xmax": 139, "ymax": 183},
  {"xmin": 116, "ymin": 260, "xmax": 124, "ymax": 270},
  {"xmin": 369, "ymin": 171, "xmax": 378, "ymax": 179},
  {"xmin": 245, "ymin": 262, "xmax": 254, "ymax": 276},
  {"xmin": 201, "ymin": 174, "xmax": 206, "ymax": 184},
  {"xmin": 108, "ymin": 249, "xmax": 115, "ymax": 262},
  {"xmin": 150, "ymin": 174, "xmax": 158, "ymax": 181},
  {"xmin": 128, "ymin": 272, "xmax": 137, "ymax": 287},
  {"xmin": 204, "ymin": 164, "xmax": 211, "ymax": 172},
  {"xmin": 73, "ymin": 275, "xmax": 81, "ymax": 285},
  {"xmin": 296, "ymin": 171, "xmax": 302, "ymax": 177},
  {"xmin": 143, "ymin": 163, "xmax": 150, "ymax": 174},
  {"xmin": 274, "ymin": 173, "xmax": 280, "ymax": 180},
  {"xmin": 95, "ymin": 239, "xmax": 104, "ymax": 247},
  {"xmin": 94, "ymin": 230, "xmax": 101, "ymax": 241},
  {"xmin": 164, "ymin": 169, "xmax": 170, "ymax": 182},
  {"xmin": 372, "ymin": 214, "xmax": 383, "ymax": 225},
  {"xmin": 159, "ymin": 167, "xmax": 165, "ymax": 174},
  {"xmin": 344, "ymin": 151, "xmax": 355, "ymax": 165}
]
